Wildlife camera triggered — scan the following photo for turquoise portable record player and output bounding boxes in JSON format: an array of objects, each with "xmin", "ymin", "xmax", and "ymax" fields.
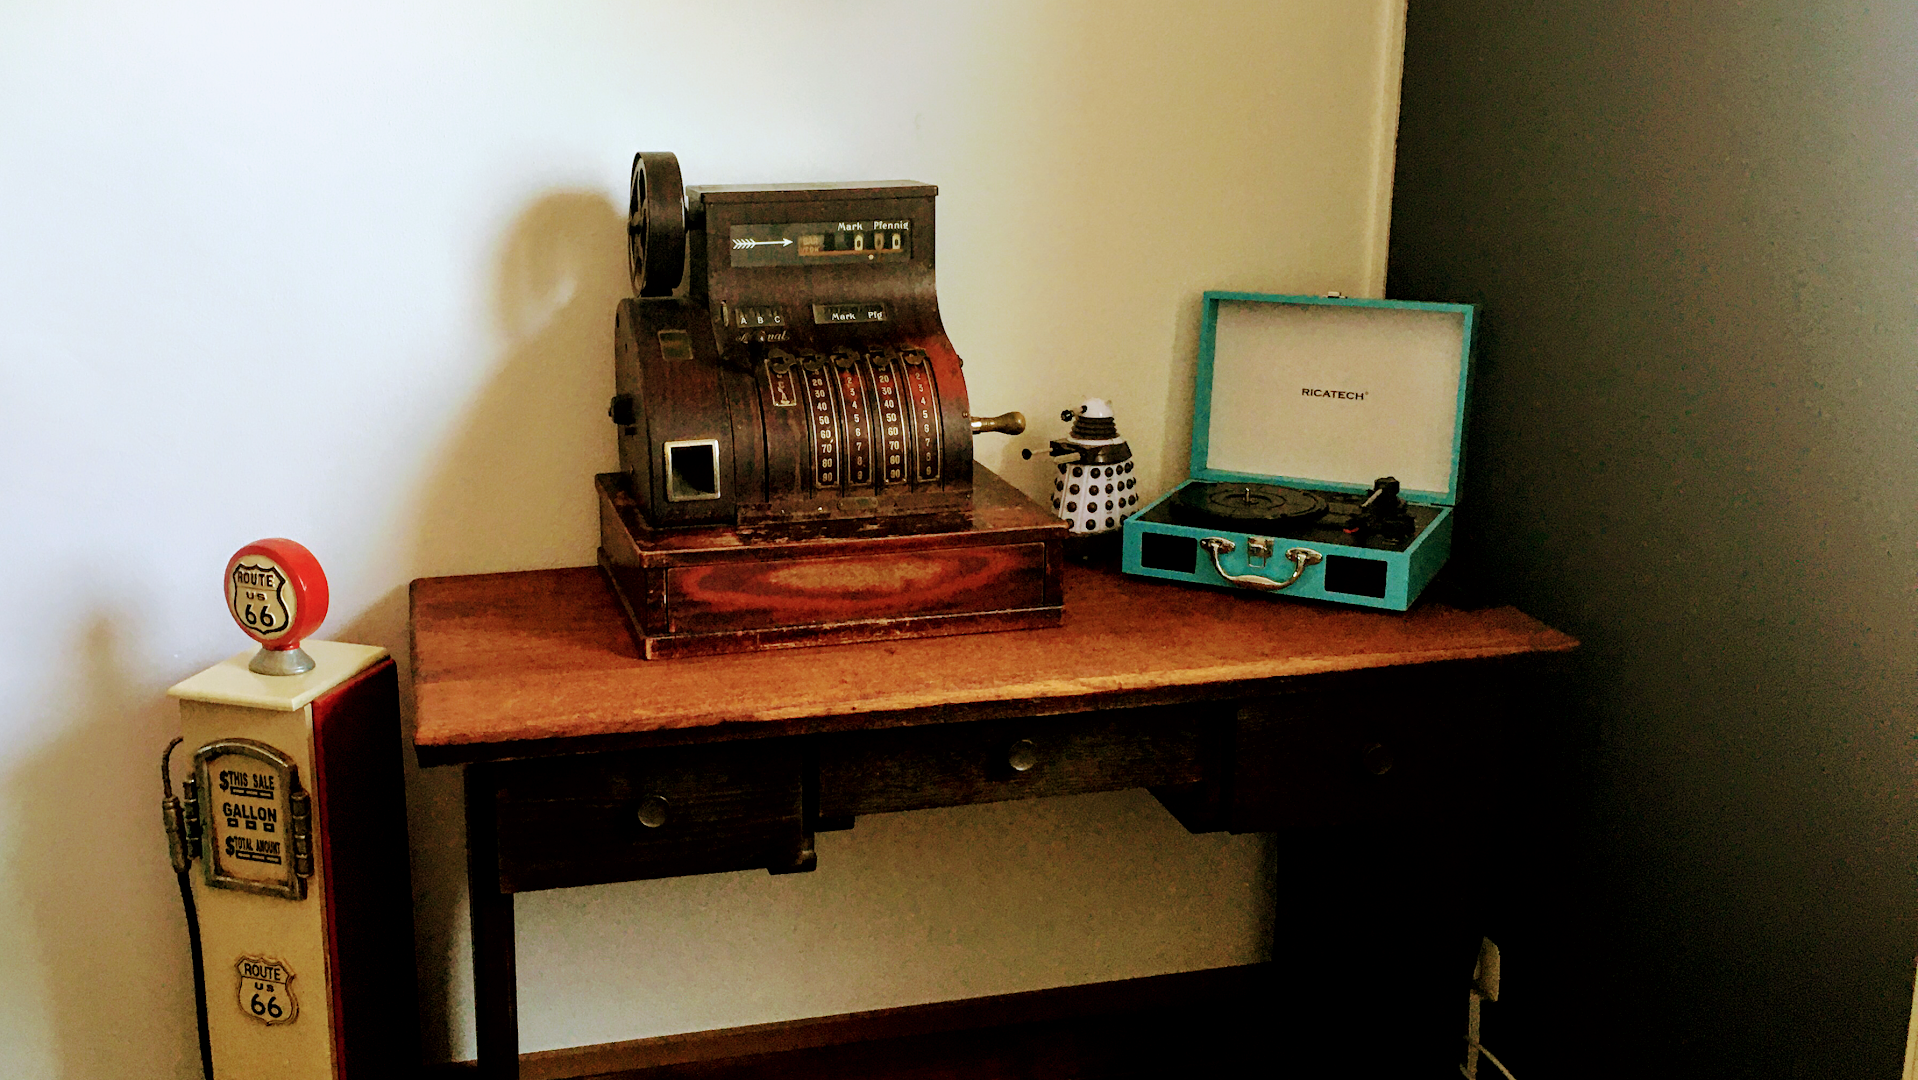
[{"xmin": 1121, "ymin": 291, "xmax": 1477, "ymax": 611}]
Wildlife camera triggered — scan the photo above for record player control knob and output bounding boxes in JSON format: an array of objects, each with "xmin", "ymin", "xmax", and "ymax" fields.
[
  {"xmin": 1007, "ymin": 739, "xmax": 1039, "ymax": 773},
  {"xmin": 636, "ymin": 795, "xmax": 671, "ymax": 829}
]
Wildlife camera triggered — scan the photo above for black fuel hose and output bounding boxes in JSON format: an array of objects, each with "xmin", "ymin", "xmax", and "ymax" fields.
[{"xmin": 163, "ymin": 737, "xmax": 213, "ymax": 1080}]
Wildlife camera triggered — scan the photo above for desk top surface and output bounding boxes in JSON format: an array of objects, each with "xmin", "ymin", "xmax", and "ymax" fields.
[{"xmin": 410, "ymin": 563, "xmax": 1575, "ymax": 764}]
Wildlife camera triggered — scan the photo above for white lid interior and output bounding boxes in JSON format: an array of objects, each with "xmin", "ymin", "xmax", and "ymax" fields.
[{"xmin": 1202, "ymin": 299, "xmax": 1468, "ymax": 499}]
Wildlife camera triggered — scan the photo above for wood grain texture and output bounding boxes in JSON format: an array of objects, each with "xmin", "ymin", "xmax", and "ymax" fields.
[
  {"xmin": 630, "ymin": 607, "xmax": 1065, "ymax": 661},
  {"xmin": 662, "ymin": 543, "xmax": 1049, "ymax": 633},
  {"xmin": 816, "ymin": 707, "xmax": 1211, "ymax": 818},
  {"xmin": 412, "ymin": 563, "xmax": 1576, "ymax": 766},
  {"xmin": 597, "ymin": 466, "xmax": 1065, "ymax": 658}
]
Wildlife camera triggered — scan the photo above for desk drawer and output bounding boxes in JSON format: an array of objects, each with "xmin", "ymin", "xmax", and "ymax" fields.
[
  {"xmin": 489, "ymin": 742, "xmax": 808, "ymax": 892},
  {"xmin": 1230, "ymin": 671, "xmax": 1500, "ymax": 830},
  {"xmin": 818, "ymin": 707, "xmax": 1212, "ymax": 818}
]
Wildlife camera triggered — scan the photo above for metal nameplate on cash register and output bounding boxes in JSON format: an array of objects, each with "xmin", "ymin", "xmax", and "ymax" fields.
[{"xmin": 610, "ymin": 151, "xmax": 1025, "ymax": 537}]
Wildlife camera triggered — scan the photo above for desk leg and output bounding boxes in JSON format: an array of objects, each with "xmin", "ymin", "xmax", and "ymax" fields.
[
  {"xmin": 1270, "ymin": 824, "xmax": 1478, "ymax": 1076},
  {"xmin": 466, "ymin": 765, "xmax": 519, "ymax": 1080}
]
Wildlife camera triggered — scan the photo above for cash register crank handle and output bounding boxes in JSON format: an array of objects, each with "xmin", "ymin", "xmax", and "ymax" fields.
[
  {"xmin": 968, "ymin": 411, "xmax": 1026, "ymax": 436},
  {"xmin": 1199, "ymin": 536, "xmax": 1323, "ymax": 591}
]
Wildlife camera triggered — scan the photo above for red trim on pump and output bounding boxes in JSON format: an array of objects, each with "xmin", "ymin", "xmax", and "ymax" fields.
[{"xmin": 309, "ymin": 659, "xmax": 419, "ymax": 1077}]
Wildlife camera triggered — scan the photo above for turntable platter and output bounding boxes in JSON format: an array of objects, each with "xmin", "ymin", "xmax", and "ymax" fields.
[{"xmin": 1171, "ymin": 482, "xmax": 1328, "ymax": 528}]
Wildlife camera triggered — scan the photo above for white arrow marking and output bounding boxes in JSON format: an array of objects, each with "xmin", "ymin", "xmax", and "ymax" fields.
[{"xmin": 731, "ymin": 238, "xmax": 795, "ymax": 250}]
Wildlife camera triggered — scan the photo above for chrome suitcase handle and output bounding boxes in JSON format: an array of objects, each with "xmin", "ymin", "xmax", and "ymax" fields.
[{"xmin": 1199, "ymin": 537, "xmax": 1322, "ymax": 592}]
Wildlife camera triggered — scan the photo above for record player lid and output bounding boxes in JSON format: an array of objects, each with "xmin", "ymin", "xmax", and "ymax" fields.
[{"xmin": 1191, "ymin": 292, "xmax": 1475, "ymax": 503}]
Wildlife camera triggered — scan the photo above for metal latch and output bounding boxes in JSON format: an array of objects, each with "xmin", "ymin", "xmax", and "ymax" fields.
[{"xmin": 1246, "ymin": 536, "xmax": 1274, "ymax": 567}]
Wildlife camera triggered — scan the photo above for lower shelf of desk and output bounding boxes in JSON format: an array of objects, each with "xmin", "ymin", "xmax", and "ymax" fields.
[{"xmin": 431, "ymin": 963, "xmax": 1272, "ymax": 1079}]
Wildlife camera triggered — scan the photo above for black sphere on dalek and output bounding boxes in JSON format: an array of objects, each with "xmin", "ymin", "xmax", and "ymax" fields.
[{"xmin": 1048, "ymin": 398, "xmax": 1137, "ymax": 562}]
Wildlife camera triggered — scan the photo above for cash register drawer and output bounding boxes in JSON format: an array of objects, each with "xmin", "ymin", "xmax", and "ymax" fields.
[
  {"xmin": 490, "ymin": 742, "xmax": 807, "ymax": 892},
  {"xmin": 816, "ymin": 706, "xmax": 1213, "ymax": 818}
]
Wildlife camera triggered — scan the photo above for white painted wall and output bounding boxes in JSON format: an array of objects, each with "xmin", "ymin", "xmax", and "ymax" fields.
[{"xmin": 0, "ymin": 1, "xmax": 1406, "ymax": 1072}]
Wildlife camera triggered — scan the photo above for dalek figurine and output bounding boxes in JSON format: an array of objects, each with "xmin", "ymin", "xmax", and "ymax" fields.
[
  {"xmin": 160, "ymin": 539, "xmax": 416, "ymax": 1080},
  {"xmin": 1048, "ymin": 398, "xmax": 1138, "ymax": 536}
]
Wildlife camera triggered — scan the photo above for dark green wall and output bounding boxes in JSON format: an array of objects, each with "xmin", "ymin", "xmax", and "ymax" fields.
[{"xmin": 1389, "ymin": 3, "xmax": 1918, "ymax": 1075}]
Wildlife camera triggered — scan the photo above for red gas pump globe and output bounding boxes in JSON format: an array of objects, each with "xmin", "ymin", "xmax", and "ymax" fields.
[{"xmin": 225, "ymin": 539, "xmax": 329, "ymax": 654}]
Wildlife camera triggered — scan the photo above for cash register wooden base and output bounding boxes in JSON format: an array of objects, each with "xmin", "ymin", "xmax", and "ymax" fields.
[
  {"xmin": 597, "ymin": 466, "xmax": 1065, "ymax": 659},
  {"xmin": 410, "ymin": 563, "xmax": 1576, "ymax": 1078}
]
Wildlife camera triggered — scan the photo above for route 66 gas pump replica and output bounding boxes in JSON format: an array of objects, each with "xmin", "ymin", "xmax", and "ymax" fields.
[{"xmin": 160, "ymin": 540, "xmax": 417, "ymax": 1079}]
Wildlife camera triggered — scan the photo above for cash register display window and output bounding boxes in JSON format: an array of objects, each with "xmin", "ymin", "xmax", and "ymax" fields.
[{"xmin": 729, "ymin": 221, "xmax": 911, "ymax": 267}]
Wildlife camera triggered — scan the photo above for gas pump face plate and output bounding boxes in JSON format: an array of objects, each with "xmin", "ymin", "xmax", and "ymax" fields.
[{"xmin": 193, "ymin": 738, "xmax": 310, "ymax": 901}]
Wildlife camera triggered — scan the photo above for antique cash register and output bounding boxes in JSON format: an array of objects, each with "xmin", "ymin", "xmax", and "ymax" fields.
[{"xmin": 598, "ymin": 153, "xmax": 1064, "ymax": 657}]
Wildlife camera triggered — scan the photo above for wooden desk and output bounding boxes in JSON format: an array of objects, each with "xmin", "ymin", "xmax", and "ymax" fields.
[{"xmin": 411, "ymin": 563, "xmax": 1575, "ymax": 1078}]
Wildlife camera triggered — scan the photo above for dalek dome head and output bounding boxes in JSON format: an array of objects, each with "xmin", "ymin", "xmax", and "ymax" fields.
[{"xmin": 1048, "ymin": 398, "xmax": 1136, "ymax": 536}]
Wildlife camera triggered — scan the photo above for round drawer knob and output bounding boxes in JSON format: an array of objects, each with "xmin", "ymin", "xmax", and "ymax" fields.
[
  {"xmin": 637, "ymin": 794, "xmax": 671, "ymax": 828},
  {"xmin": 1360, "ymin": 742, "xmax": 1394, "ymax": 776},
  {"xmin": 1007, "ymin": 739, "xmax": 1039, "ymax": 773}
]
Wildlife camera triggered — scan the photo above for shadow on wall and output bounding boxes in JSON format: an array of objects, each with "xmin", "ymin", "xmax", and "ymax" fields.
[
  {"xmin": 411, "ymin": 190, "xmax": 628, "ymax": 579},
  {"xmin": 400, "ymin": 189, "xmax": 628, "ymax": 1062},
  {"xmin": 983, "ymin": 289, "xmax": 1206, "ymax": 504},
  {"xmin": 1, "ymin": 616, "xmax": 206, "ymax": 1078}
]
